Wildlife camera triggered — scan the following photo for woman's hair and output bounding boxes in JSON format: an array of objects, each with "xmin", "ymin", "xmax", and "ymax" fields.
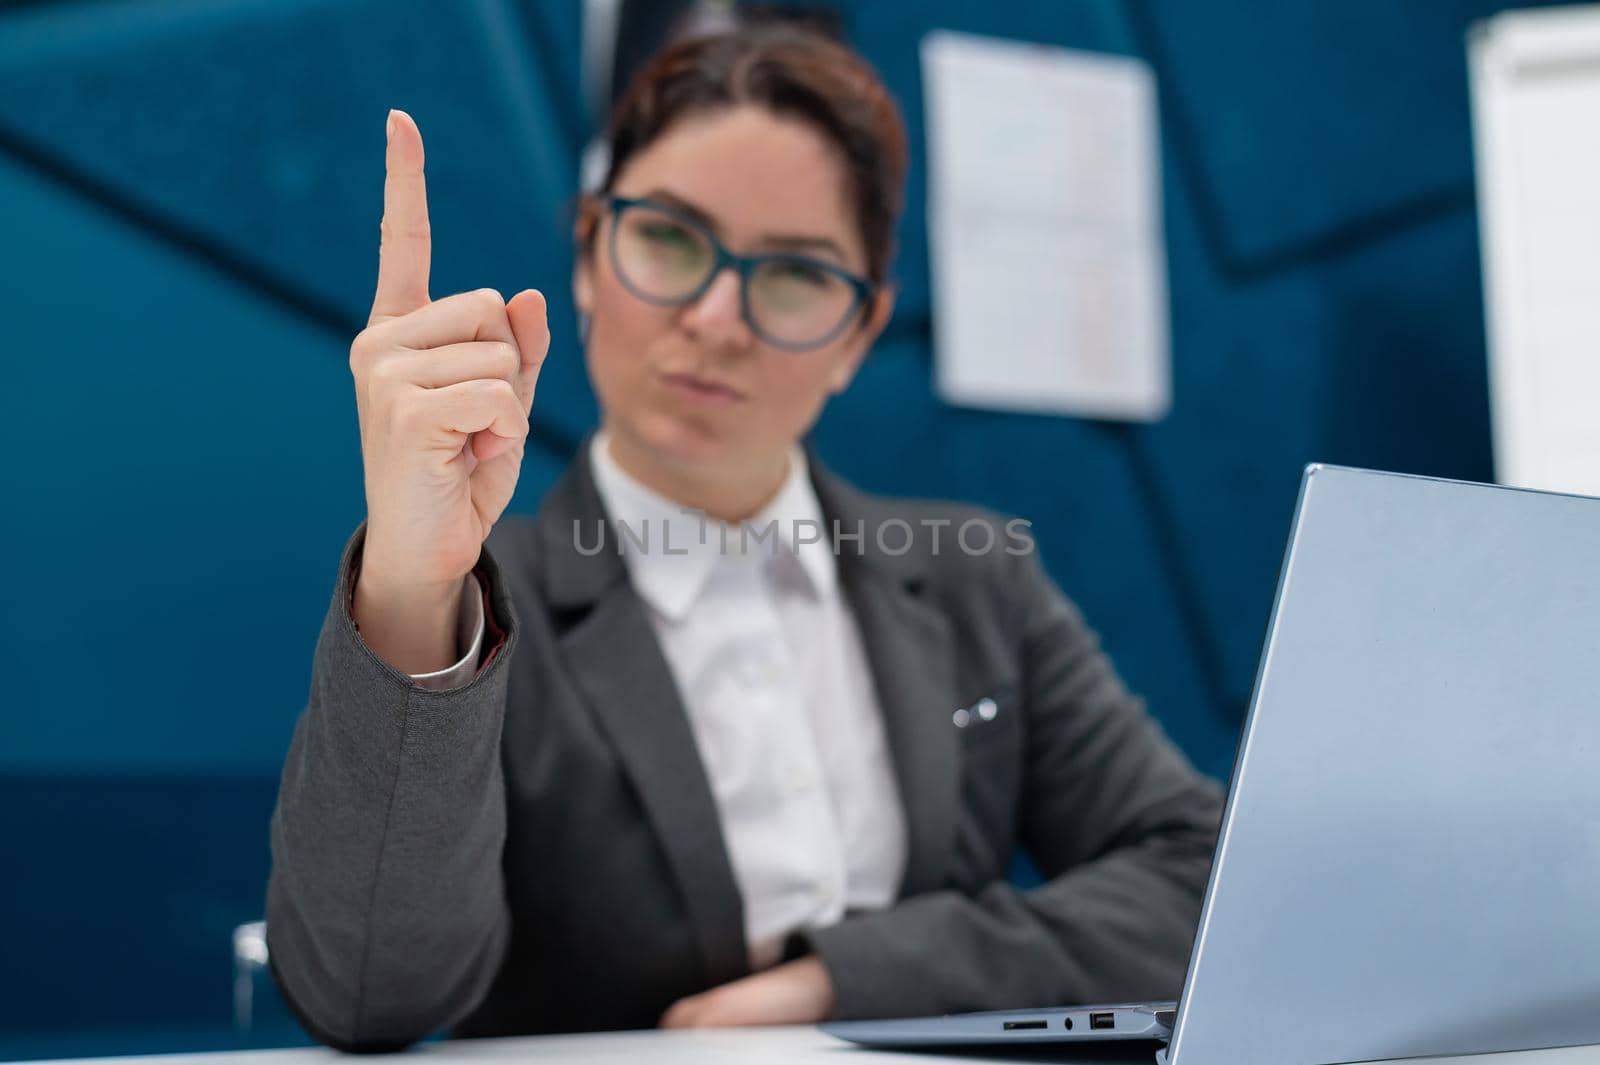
[{"xmin": 595, "ymin": 20, "xmax": 908, "ymax": 287}]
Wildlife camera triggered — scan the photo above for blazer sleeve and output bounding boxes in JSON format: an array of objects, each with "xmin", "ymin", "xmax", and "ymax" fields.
[
  {"xmin": 265, "ymin": 521, "xmax": 521, "ymax": 1051},
  {"xmin": 803, "ymin": 544, "xmax": 1225, "ymax": 1019}
]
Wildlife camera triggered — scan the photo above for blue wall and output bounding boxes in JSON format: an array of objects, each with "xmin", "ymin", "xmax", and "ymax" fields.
[{"xmin": 0, "ymin": 0, "xmax": 1555, "ymax": 1055}]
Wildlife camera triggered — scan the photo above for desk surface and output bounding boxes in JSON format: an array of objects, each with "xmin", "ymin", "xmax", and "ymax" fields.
[{"xmin": 11, "ymin": 1027, "xmax": 1600, "ymax": 1065}]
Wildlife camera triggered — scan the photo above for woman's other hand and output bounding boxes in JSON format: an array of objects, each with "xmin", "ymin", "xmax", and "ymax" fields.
[{"xmin": 658, "ymin": 956, "xmax": 837, "ymax": 1029}]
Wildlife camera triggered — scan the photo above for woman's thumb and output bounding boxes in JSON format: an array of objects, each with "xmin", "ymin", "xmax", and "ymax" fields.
[{"xmin": 506, "ymin": 289, "xmax": 551, "ymax": 411}]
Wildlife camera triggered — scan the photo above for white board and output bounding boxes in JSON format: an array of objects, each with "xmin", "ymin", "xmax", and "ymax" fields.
[{"xmin": 1469, "ymin": 4, "xmax": 1600, "ymax": 495}]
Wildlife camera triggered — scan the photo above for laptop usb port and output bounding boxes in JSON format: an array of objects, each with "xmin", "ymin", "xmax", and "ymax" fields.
[
  {"xmin": 1089, "ymin": 1012, "xmax": 1115, "ymax": 1030},
  {"xmin": 1003, "ymin": 1020, "xmax": 1048, "ymax": 1031}
]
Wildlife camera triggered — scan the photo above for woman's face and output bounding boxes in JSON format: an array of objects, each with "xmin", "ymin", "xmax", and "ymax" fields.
[{"xmin": 574, "ymin": 105, "xmax": 894, "ymax": 480}]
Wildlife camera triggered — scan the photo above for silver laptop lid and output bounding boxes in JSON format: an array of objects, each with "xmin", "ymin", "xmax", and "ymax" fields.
[{"xmin": 1168, "ymin": 465, "xmax": 1600, "ymax": 1065}]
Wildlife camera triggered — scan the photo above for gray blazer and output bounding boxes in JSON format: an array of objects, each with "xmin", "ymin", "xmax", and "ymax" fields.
[{"xmin": 266, "ymin": 437, "xmax": 1223, "ymax": 1051}]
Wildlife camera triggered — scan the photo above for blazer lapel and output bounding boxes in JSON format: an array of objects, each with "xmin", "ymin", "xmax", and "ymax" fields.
[
  {"xmin": 809, "ymin": 453, "xmax": 961, "ymax": 899},
  {"xmin": 533, "ymin": 440, "xmax": 750, "ymax": 989}
]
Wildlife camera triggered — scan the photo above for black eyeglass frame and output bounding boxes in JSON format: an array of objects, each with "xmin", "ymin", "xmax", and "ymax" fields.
[{"xmin": 600, "ymin": 194, "xmax": 879, "ymax": 352}]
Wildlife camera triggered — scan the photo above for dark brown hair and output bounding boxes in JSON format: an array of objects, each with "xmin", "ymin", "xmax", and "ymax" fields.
[{"xmin": 593, "ymin": 21, "xmax": 908, "ymax": 287}]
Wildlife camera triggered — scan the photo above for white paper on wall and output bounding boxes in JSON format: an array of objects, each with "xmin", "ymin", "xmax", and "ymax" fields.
[
  {"xmin": 921, "ymin": 30, "xmax": 1171, "ymax": 421},
  {"xmin": 1470, "ymin": 5, "xmax": 1600, "ymax": 496}
]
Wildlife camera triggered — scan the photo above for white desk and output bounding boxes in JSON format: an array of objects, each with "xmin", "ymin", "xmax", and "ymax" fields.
[{"xmin": 12, "ymin": 1027, "xmax": 1600, "ymax": 1065}]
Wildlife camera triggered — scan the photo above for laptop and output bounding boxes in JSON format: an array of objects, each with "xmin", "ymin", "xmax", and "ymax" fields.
[{"xmin": 824, "ymin": 465, "xmax": 1600, "ymax": 1064}]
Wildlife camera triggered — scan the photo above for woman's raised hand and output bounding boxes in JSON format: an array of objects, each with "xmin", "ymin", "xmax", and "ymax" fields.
[{"xmin": 347, "ymin": 110, "xmax": 549, "ymax": 671}]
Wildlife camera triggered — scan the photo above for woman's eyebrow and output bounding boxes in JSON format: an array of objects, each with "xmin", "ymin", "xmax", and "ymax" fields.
[{"xmin": 643, "ymin": 188, "xmax": 850, "ymax": 261}]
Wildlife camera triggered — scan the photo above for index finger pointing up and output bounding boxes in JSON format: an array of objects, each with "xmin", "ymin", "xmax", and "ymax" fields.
[{"xmin": 370, "ymin": 108, "xmax": 431, "ymax": 323}]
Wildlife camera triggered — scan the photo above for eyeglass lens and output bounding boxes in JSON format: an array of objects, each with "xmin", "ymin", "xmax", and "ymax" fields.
[{"xmin": 611, "ymin": 201, "xmax": 860, "ymax": 349}]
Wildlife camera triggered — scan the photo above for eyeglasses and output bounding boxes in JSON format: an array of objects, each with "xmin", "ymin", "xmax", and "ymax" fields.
[{"xmin": 600, "ymin": 194, "xmax": 877, "ymax": 352}]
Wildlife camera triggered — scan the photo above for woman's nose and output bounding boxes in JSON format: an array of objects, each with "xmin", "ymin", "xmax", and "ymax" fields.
[{"xmin": 679, "ymin": 267, "xmax": 754, "ymax": 350}]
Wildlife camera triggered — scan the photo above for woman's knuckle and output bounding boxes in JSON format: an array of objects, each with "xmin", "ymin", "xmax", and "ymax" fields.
[
  {"xmin": 348, "ymin": 330, "xmax": 376, "ymax": 370},
  {"xmin": 493, "ymin": 342, "xmax": 520, "ymax": 376},
  {"xmin": 379, "ymin": 216, "xmax": 430, "ymax": 250},
  {"xmin": 368, "ymin": 356, "xmax": 401, "ymax": 385}
]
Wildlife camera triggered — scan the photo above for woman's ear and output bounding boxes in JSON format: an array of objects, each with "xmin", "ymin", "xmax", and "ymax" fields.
[
  {"xmin": 572, "ymin": 203, "xmax": 598, "ymax": 318},
  {"xmin": 573, "ymin": 258, "xmax": 594, "ymax": 318},
  {"xmin": 826, "ymin": 284, "xmax": 897, "ymax": 393}
]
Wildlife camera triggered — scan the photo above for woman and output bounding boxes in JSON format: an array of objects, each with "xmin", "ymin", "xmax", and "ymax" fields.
[{"xmin": 267, "ymin": 22, "xmax": 1222, "ymax": 1053}]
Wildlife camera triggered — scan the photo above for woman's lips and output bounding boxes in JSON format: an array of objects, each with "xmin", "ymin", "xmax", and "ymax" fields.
[{"xmin": 661, "ymin": 371, "xmax": 744, "ymax": 403}]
